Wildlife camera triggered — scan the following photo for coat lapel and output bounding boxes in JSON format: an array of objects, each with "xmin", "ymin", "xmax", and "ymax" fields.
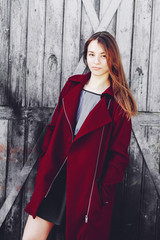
[
  {"xmin": 62, "ymin": 83, "xmax": 83, "ymax": 137},
  {"xmin": 74, "ymin": 96, "xmax": 112, "ymax": 141},
  {"xmin": 62, "ymin": 73, "xmax": 113, "ymax": 141}
]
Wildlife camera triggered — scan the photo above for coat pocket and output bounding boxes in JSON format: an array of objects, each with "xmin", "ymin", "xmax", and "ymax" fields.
[{"xmin": 97, "ymin": 178, "xmax": 113, "ymax": 205}]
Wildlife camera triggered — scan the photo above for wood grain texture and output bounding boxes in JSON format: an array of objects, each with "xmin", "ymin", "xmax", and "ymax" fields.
[
  {"xmin": 61, "ymin": 0, "xmax": 82, "ymax": 87},
  {"xmin": 132, "ymin": 121, "xmax": 160, "ymax": 197},
  {"xmin": 3, "ymin": 120, "xmax": 25, "ymax": 240},
  {"xmin": 80, "ymin": 0, "xmax": 98, "ymax": 60},
  {"xmin": 116, "ymin": 0, "xmax": 134, "ymax": 83},
  {"xmin": 26, "ymin": 0, "xmax": 45, "ymax": 107},
  {"xmin": 0, "ymin": 0, "xmax": 10, "ymax": 105},
  {"xmin": 123, "ymin": 134, "xmax": 143, "ymax": 240},
  {"xmin": 97, "ymin": 0, "xmax": 121, "ymax": 32},
  {"xmin": 147, "ymin": 0, "xmax": 160, "ymax": 112},
  {"xmin": 0, "ymin": 120, "xmax": 46, "ymax": 227},
  {"xmin": 9, "ymin": 0, "xmax": 28, "ymax": 107},
  {"xmin": 139, "ymin": 159, "xmax": 157, "ymax": 240},
  {"xmin": 0, "ymin": 121, "xmax": 8, "ymax": 206},
  {"xmin": 0, "ymin": 106, "xmax": 53, "ymax": 120},
  {"xmin": 82, "ymin": 0, "xmax": 99, "ymax": 32},
  {"xmin": 130, "ymin": 0, "xmax": 152, "ymax": 111},
  {"xmin": 100, "ymin": 0, "xmax": 116, "ymax": 37},
  {"xmin": 21, "ymin": 120, "xmax": 43, "ymax": 238},
  {"xmin": 43, "ymin": 0, "xmax": 64, "ymax": 107}
]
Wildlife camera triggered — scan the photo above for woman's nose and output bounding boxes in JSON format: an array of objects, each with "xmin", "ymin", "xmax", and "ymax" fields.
[{"xmin": 94, "ymin": 56, "xmax": 100, "ymax": 64}]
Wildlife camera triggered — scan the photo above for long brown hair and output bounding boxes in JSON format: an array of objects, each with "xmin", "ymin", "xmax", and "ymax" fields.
[{"xmin": 83, "ymin": 31, "xmax": 137, "ymax": 119}]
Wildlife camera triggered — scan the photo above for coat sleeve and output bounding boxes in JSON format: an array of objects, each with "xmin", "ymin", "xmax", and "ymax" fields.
[
  {"xmin": 100, "ymin": 108, "xmax": 132, "ymax": 203},
  {"xmin": 39, "ymin": 80, "xmax": 71, "ymax": 159},
  {"xmin": 102, "ymin": 108, "xmax": 132, "ymax": 185}
]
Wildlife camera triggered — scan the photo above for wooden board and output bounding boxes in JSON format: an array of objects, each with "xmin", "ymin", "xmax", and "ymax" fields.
[
  {"xmin": 0, "ymin": 121, "xmax": 8, "ymax": 206},
  {"xmin": 26, "ymin": 0, "xmax": 45, "ymax": 107},
  {"xmin": 21, "ymin": 120, "xmax": 43, "ymax": 238},
  {"xmin": 61, "ymin": 0, "xmax": 82, "ymax": 87},
  {"xmin": 130, "ymin": 0, "xmax": 152, "ymax": 111},
  {"xmin": 147, "ymin": 0, "xmax": 160, "ymax": 112},
  {"xmin": 43, "ymin": 0, "xmax": 64, "ymax": 107},
  {"xmin": 9, "ymin": 0, "xmax": 28, "ymax": 107},
  {"xmin": 3, "ymin": 120, "xmax": 25, "ymax": 240},
  {"xmin": 100, "ymin": 0, "xmax": 116, "ymax": 37},
  {"xmin": 116, "ymin": 0, "xmax": 134, "ymax": 84},
  {"xmin": 0, "ymin": 0, "xmax": 10, "ymax": 105}
]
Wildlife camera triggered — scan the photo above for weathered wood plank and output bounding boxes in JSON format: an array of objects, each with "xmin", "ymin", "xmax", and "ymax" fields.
[
  {"xmin": 100, "ymin": 0, "xmax": 116, "ymax": 37},
  {"xmin": 61, "ymin": 0, "xmax": 82, "ymax": 87},
  {"xmin": 9, "ymin": 0, "xmax": 28, "ymax": 107},
  {"xmin": 147, "ymin": 0, "xmax": 160, "ymax": 112},
  {"xmin": 4, "ymin": 120, "xmax": 25, "ymax": 240},
  {"xmin": 0, "ymin": 121, "xmax": 8, "ymax": 206},
  {"xmin": 130, "ymin": 0, "xmax": 152, "ymax": 111},
  {"xmin": 147, "ymin": 126, "xmax": 160, "ymax": 172},
  {"xmin": 3, "ymin": 196, "xmax": 22, "ymax": 240},
  {"xmin": 0, "ymin": 107, "xmax": 54, "ymax": 120},
  {"xmin": 139, "ymin": 160, "xmax": 157, "ymax": 239},
  {"xmin": 21, "ymin": 120, "xmax": 43, "ymax": 238},
  {"xmin": 133, "ymin": 112, "xmax": 160, "ymax": 126},
  {"xmin": 0, "ymin": 0, "xmax": 10, "ymax": 105},
  {"xmin": 123, "ymin": 133, "xmax": 143, "ymax": 239},
  {"xmin": 0, "ymin": 119, "xmax": 47, "ymax": 227},
  {"xmin": 43, "ymin": 0, "xmax": 64, "ymax": 107},
  {"xmin": 116, "ymin": 0, "xmax": 134, "ymax": 83},
  {"xmin": 81, "ymin": 0, "xmax": 99, "ymax": 32},
  {"xmin": 132, "ymin": 122, "xmax": 160, "ymax": 197},
  {"xmin": 80, "ymin": 0, "xmax": 98, "ymax": 57},
  {"xmin": 26, "ymin": 0, "xmax": 45, "ymax": 107},
  {"xmin": 97, "ymin": 0, "xmax": 121, "ymax": 32}
]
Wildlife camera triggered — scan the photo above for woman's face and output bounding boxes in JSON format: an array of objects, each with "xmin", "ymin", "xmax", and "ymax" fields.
[{"xmin": 87, "ymin": 40, "xmax": 109, "ymax": 78}]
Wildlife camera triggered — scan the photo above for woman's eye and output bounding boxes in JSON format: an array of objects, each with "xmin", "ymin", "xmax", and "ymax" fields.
[
  {"xmin": 88, "ymin": 53, "xmax": 94, "ymax": 56},
  {"xmin": 101, "ymin": 55, "xmax": 106, "ymax": 58}
]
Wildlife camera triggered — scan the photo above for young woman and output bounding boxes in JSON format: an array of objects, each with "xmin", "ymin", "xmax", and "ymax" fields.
[{"xmin": 22, "ymin": 31, "xmax": 137, "ymax": 240}]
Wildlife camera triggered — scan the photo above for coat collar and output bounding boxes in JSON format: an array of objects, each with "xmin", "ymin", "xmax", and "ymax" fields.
[
  {"xmin": 69, "ymin": 72, "xmax": 114, "ymax": 99},
  {"xmin": 62, "ymin": 72, "xmax": 113, "ymax": 141}
]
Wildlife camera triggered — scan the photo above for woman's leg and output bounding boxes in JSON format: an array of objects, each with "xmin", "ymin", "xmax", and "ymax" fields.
[{"xmin": 22, "ymin": 215, "xmax": 54, "ymax": 240}]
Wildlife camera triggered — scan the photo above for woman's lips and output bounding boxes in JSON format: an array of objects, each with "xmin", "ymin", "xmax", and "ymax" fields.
[{"xmin": 92, "ymin": 67, "xmax": 101, "ymax": 70}]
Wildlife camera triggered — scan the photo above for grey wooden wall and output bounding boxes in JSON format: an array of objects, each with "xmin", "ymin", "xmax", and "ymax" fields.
[{"xmin": 0, "ymin": 0, "xmax": 160, "ymax": 239}]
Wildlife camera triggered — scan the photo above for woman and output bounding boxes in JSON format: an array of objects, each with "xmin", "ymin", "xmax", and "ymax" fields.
[{"xmin": 22, "ymin": 31, "xmax": 137, "ymax": 240}]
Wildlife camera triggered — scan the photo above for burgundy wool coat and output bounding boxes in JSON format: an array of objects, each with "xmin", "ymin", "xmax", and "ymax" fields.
[{"xmin": 25, "ymin": 72, "xmax": 132, "ymax": 240}]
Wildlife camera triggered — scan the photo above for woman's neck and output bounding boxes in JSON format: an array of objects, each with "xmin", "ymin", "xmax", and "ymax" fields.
[{"xmin": 83, "ymin": 73, "xmax": 111, "ymax": 94}]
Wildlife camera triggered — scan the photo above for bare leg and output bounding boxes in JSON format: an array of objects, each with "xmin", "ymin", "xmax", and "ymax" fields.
[{"xmin": 22, "ymin": 215, "xmax": 54, "ymax": 240}]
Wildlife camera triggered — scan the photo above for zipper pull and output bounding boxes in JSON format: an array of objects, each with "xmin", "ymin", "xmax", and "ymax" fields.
[{"xmin": 85, "ymin": 215, "xmax": 88, "ymax": 223}]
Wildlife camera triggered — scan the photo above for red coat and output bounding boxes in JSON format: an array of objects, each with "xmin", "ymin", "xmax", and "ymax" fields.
[{"xmin": 25, "ymin": 72, "xmax": 132, "ymax": 240}]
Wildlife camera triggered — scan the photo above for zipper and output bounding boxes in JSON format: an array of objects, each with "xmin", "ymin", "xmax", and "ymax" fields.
[
  {"xmin": 108, "ymin": 99, "xmax": 111, "ymax": 110},
  {"xmin": 62, "ymin": 98, "xmax": 74, "ymax": 141},
  {"xmin": 85, "ymin": 126, "xmax": 105, "ymax": 223},
  {"xmin": 45, "ymin": 157, "xmax": 67, "ymax": 198},
  {"xmin": 45, "ymin": 98, "xmax": 74, "ymax": 198}
]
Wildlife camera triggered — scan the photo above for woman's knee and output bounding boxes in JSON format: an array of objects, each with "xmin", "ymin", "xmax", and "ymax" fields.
[{"xmin": 22, "ymin": 215, "xmax": 54, "ymax": 240}]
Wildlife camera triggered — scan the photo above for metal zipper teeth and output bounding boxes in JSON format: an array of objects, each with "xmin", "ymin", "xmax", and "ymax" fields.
[
  {"xmin": 85, "ymin": 126, "xmax": 105, "ymax": 223},
  {"xmin": 45, "ymin": 157, "xmax": 67, "ymax": 198},
  {"xmin": 108, "ymin": 99, "xmax": 111, "ymax": 109},
  {"xmin": 62, "ymin": 98, "xmax": 74, "ymax": 141},
  {"xmin": 45, "ymin": 98, "xmax": 74, "ymax": 198}
]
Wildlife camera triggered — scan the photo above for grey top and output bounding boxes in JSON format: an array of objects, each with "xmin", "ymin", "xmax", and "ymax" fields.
[{"xmin": 74, "ymin": 89, "xmax": 101, "ymax": 135}]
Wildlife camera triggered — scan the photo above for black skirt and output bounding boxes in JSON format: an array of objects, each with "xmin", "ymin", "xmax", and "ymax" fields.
[{"xmin": 37, "ymin": 162, "xmax": 66, "ymax": 225}]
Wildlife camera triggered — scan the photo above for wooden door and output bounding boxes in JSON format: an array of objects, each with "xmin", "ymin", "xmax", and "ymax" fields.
[{"xmin": 0, "ymin": 0, "xmax": 159, "ymax": 239}]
